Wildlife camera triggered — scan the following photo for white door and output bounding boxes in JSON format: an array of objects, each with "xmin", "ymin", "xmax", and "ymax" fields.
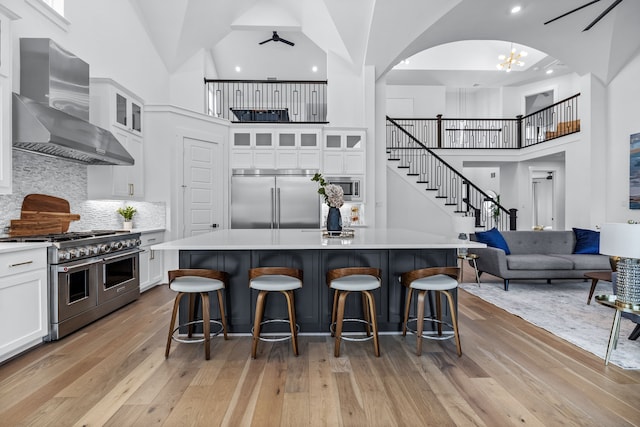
[{"xmin": 183, "ymin": 137, "xmax": 222, "ymax": 236}]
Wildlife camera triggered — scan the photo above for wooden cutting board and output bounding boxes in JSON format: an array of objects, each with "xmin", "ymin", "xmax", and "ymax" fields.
[
  {"xmin": 9, "ymin": 219, "xmax": 63, "ymax": 237},
  {"xmin": 19, "ymin": 194, "xmax": 80, "ymax": 232}
]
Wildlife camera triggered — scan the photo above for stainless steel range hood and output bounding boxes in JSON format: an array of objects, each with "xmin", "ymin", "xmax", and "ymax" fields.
[{"xmin": 12, "ymin": 38, "xmax": 134, "ymax": 166}]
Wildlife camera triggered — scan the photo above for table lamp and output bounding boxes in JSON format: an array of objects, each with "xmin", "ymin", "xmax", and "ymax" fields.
[
  {"xmin": 452, "ymin": 216, "xmax": 476, "ymax": 257},
  {"xmin": 600, "ymin": 223, "xmax": 640, "ymax": 308}
]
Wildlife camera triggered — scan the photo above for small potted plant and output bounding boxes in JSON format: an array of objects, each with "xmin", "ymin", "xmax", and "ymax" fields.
[{"xmin": 117, "ymin": 206, "xmax": 137, "ymax": 230}]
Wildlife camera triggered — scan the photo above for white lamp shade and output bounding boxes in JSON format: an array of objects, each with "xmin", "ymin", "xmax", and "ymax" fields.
[
  {"xmin": 600, "ymin": 223, "xmax": 640, "ymax": 258},
  {"xmin": 452, "ymin": 216, "xmax": 476, "ymax": 236}
]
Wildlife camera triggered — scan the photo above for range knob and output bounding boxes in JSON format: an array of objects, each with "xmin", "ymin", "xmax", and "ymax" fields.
[
  {"xmin": 112, "ymin": 241, "xmax": 124, "ymax": 250},
  {"xmin": 58, "ymin": 250, "xmax": 70, "ymax": 261},
  {"xmin": 99, "ymin": 243, "xmax": 111, "ymax": 253},
  {"xmin": 88, "ymin": 245, "xmax": 100, "ymax": 255},
  {"xmin": 68, "ymin": 248, "xmax": 80, "ymax": 259},
  {"xmin": 77, "ymin": 247, "xmax": 89, "ymax": 257}
]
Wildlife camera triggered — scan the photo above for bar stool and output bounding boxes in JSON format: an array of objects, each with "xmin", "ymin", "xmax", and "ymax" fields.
[
  {"xmin": 249, "ymin": 267, "xmax": 303, "ymax": 359},
  {"xmin": 165, "ymin": 269, "xmax": 229, "ymax": 360},
  {"xmin": 400, "ymin": 267, "xmax": 461, "ymax": 357},
  {"xmin": 327, "ymin": 267, "xmax": 382, "ymax": 357}
]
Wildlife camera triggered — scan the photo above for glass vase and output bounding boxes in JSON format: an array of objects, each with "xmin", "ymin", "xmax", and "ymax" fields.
[{"xmin": 326, "ymin": 207, "xmax": 342, "ymax": 232}]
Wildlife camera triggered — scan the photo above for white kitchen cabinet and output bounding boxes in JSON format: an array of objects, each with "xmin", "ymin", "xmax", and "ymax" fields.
[
  {"xmin": 0, "ymin": 246, "xmax": 49, "ymax": 363},
  {"xmin": 0, "ymin": 5, "xmax": 19, "ymax": 194},
  {"xmin": 139, "ymin": 230, "xmax": 164, "ymax": 292},
  {"xmin": 88, "ymin": 78, "xmax": 145, "ymax": 199},
  {"xmin": 322, "ymin": 130, "xmax": 365, "ymax": 175},
  {"xmin": 230, "ymin": 128, "xmax": 321, "ymax": 170}
]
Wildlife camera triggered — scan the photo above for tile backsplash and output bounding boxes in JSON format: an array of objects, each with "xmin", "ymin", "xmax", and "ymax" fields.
[{"xmin": 0, "ymin": 150, "xmax": 166, "ymax": 232}]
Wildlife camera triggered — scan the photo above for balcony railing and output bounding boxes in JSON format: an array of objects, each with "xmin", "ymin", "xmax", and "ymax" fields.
[
  {"xmin": 205, "ymin": 79, "xmax": 328, "ymax": 124},
  {"xmin": 389, "ymin": 93, "xmax": 580, "ymax": 149}
]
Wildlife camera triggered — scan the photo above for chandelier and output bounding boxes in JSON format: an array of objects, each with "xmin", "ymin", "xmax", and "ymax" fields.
[{"xmin": 496, "ymin": 45, "xmax": 527, "ymax": 72}]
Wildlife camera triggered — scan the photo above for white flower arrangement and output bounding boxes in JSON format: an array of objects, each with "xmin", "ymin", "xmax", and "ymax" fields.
[
  {"xmin": 312, "ymin": 173, "xmax": 344, "ymax": 208},
  {"xmin": 324, "ymin": 184, "xmax": 344, "ymax": 208}
]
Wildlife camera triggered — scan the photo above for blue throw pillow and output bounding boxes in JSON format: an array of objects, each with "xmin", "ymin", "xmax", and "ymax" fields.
[
  {"xmin": 475, "ymin": 227, "xmax": 510, "ymax": 254},
  {"xmin": 573, "ymin": 228, "xmax": 600, "ymax": 254}
]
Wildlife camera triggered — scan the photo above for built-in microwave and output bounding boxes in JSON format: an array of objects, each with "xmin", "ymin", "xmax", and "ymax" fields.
[{"xmin": 327, "ymin": 177, "xmax": 362, "ymax": 201}]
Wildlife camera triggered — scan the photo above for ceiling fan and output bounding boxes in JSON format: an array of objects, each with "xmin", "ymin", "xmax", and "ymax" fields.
[
  {"xmin": 259, "ymin": 31, "xmax": 295, "ymax": 47},
  {"xmin": 544, "ymin": 0, "xmax": 623, "ymax": 31}
]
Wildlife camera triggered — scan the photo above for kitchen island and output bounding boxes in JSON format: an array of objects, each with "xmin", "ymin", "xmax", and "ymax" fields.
[{"xmin": 152, "ymin": 228, "xmax": 485, "ymax": 334}]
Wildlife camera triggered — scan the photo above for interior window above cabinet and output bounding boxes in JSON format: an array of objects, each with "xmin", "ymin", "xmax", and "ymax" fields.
[
  {"xmin": 230, "ymin": 128, "xmax": 321, "ymax": 170},
  {"xmin": 116, "ymin": 93, "xmax": 127, "ymax": 127},
  {"xmin": 88, "ymin": 78, "xmax": 145, "ymax": 199},
  {"xmin": 300, "ymin": 132, "xmax": 319, "ymax": 148},
  {"xmin": 255, "ymin": 132, "xmax": 273, "ymax": 148},
  {"xmin": 278, "ymin": 132, "xmax": 296, "ymax": 148},
  {"xmin": 233, "ymin": 132, "xmax": 251, "ymax": 147},
  {"xmin": 322, "ymin": 130, "xmax": 365, "ymax": 175},
  {"xmin": 131, "ymin": 102, "xmax": 142, "ymax": 132}
]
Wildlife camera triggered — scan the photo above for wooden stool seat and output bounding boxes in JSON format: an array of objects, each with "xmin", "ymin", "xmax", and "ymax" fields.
[
  {"xmin": 327, "ymin": 267, "xmax": 382, "ymax": 357},
  {"xmin": 249, "ymin": 267, "xmax": 303, "ymax": 359},
  {"xmin": 400, "ymin": 267, "xmax": 462, "ymax": 357},
  {"xmin": 165, "ymin": 269, "xmax": 229, "ymax": 360}
]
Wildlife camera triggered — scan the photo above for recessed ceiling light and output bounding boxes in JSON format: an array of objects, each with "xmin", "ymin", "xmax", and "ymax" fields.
[
  {"xmin": 546, "ymin": 69, "xmax": 554, "ymax": 74},
  {"xmin": 312, "ymin": 66, "xmax": 318, "ymax": 72},
  {"xmin": 235, "ymin": 66, "xmax": 241, "ymax": 72},
  {"xmin": 511, "ymin": 5, "xmax": 521, "ymax": 14}
]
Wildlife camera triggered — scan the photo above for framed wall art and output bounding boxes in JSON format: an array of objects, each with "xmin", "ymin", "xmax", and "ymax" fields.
[{"xmin": 631, "ymin": 132, "xmax": 640, "ymax": 209}]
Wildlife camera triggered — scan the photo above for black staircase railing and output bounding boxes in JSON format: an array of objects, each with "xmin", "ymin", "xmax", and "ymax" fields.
[
  {"xmin": 389, "ymin": 93, "xmax": 580, "ymax": 149},
  {"xmin": 521, "ymin": 93, "xmax": 580, "ymax": 148},
  {"xmin": 205, "ymin": 79, "xmax": 329, "ymax": 123},
  {"xmin": 387, "ymin": 116, "xmax": 517, "ymax": 230}
]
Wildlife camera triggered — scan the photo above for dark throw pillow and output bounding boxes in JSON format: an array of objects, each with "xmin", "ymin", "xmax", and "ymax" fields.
[
  {"xmin": 475, "ymin": 227, "xmax": 511, "ymax": 254},
  {"xmin": 573, "ymin": 228, "xmax": 600, "ymax": 254}
]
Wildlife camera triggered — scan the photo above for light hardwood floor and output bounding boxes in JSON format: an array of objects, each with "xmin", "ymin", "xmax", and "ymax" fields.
[{"xmin": 1, "ymin": 270, "xmax": 639, "ymax": 427}]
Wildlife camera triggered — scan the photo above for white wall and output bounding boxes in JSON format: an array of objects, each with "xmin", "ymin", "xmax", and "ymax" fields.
[
  {"xmin": 144, "ymin": 106, "xmax": 229, "ymax": 241},
  {"xmin": 169, "ymin": 49, "xmax": 209, "ymax": 113},
  {"xmin": 326, "ymin": 51, "xmax": 365, "ymax": 126},
  {"xmin": 10, "ymin": 0, "xmax": 170, "ymax": 104},
  {"xmin": 607, "ymin": 52, "xmax": 640, "ymax": 223},
  {"xmin": 386, "ymin": 85, "xmax": 445, "ymax": 117},
  {"xmin": 386, "ymin": 166, "xmax": 454, "ymax": 234}
]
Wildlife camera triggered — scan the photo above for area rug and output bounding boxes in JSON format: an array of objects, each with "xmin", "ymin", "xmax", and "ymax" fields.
[{"xmin": 459, "ymin": 279, "xmax": 640, "ymax": 369}]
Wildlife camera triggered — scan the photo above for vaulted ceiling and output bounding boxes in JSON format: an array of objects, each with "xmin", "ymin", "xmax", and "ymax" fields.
[{"xmin": 131, "ymin": 0, "xmax": 640, "ymax": 88}]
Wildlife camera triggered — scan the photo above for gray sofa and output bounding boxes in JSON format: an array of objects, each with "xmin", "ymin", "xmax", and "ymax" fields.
[{"xmin": 469, "ymin": 230, "xmax": 611, "ymax": 290}]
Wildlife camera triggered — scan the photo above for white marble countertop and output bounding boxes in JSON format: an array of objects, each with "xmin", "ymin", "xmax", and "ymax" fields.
[
  {"xmin": 151, "ymin": 228, "xmax": 486, "ymax": 251},
  {"xmin": 0, "ymin": 242, "xmax": 51, "ymax": 254}
]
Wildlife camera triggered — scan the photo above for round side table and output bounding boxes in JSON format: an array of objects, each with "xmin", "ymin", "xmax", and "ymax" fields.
[
  {"xmin": 457, "ymin": 253, "xmax": 480, "ymax": 286},
  {"xmin": 595, "ymin": 295, "xmax": 640, "ymax": 365}
]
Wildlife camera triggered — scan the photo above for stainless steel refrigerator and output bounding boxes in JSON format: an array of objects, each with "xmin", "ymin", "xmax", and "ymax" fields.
[{"xmin": 231, "ymin": 169, "xmax": 321, "ymax": 229}]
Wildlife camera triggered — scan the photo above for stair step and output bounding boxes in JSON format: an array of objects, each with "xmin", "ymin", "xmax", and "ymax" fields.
[
  {"xmin": 445, "ymin": 203, "xmax": 457, "ymax": 206},
  {"xmin": 425, "ymin": 188, "xmax": 438, "ymax": 191},
  {"xmin": 407, "ymin": 173, "xmax": 419, "ymax": 176},
  {"xmin": 388, "ymin": 158, "xmax": 400, "ymax": 161},
  {"xmin": 416, "ymin": 180, "xmax": 429, "ymax": 184},
  {"xmin": 454, "ymin": 210, "xmax": 467, "ymax": 214},
  {"xmin": 435, "ymin": 196, "xmax": 447, "ymax": 199},
  {"xmin": 397, "ymin": 166, "xmax": 409, "ymax": 169}
]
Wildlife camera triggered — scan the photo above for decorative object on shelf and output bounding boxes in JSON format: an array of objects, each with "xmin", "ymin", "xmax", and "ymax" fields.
[
  {"xmin": 322, "ymin": 228, "xmax": 355, "ymax": 238},
  {"xmin": 117, "ymin": 205, "xmax": 137, "ymax": 230},
  {"xmin": 452, "ymin": 215, "xmax": 476, "ymax": 257},
  {"xmin": 600, "ymin": 223, "xmax": 640, "ymax": 308},
  {"xmin": 326, "ymin": 207, "xmax": 342, "ymax": 232},
  {"xmin": 312, "ymin": 173, "xmax": 344, "ymax": 232}
]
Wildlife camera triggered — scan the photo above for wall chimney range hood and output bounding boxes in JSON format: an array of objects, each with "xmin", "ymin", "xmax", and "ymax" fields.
[{"xmin": 12, "ymin": 38, "xmax": 134, "ymax": 166}]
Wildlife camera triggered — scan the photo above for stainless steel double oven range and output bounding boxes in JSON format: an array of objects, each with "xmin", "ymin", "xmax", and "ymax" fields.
[{"xmin": 2, "ymin": 231, "xmax": 142, "ymax": 340}]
